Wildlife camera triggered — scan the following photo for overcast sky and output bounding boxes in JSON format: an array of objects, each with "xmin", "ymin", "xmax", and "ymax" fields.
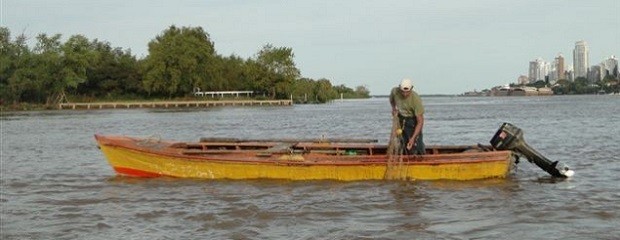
[{"xmin": 2, "ymin": 0, "xmax": 619, "ymax": 94}]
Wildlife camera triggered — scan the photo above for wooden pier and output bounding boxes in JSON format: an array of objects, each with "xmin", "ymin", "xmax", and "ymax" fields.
[{"xmin": 58, "ymin": 100, "xmax": 292, "ymax": 110}]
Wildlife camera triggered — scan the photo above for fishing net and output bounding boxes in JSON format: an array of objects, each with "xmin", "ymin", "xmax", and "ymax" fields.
[{"xmin": 385, "ymin": 116, "xmax": 407, "ymax": 180}]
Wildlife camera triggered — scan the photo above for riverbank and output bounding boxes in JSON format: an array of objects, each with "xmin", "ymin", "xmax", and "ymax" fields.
[
  {"xmin": 0, "ymin": 99, "xmax": 293, "ymax": 112},
  {"xmin": 58, "ymin": 99, "xmax": 292, "ymax": 110}
]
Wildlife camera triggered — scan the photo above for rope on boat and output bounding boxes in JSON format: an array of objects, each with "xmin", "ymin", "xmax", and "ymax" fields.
[{"xmin": 386, "ymin": 116, "xmax": 407, "ymax": 180}]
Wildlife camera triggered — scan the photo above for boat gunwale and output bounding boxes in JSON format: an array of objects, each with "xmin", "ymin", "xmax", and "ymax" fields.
[{"xmin": 95, "ymin": 134, "xmax": 514, "ymax": 167}]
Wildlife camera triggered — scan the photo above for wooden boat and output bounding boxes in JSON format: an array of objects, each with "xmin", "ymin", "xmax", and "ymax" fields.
[
  {"xmin": 95, "ymin": 123, "xmax": 574, "ymax": 181},
  {"xmin": 95, "ymin": 134, "xmax": 517, "ymax": 181}
]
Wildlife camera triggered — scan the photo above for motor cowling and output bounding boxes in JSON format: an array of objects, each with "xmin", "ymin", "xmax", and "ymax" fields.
[{"xmin": 490, "ymin": 123, "xmax": 574, "ymax": 178}]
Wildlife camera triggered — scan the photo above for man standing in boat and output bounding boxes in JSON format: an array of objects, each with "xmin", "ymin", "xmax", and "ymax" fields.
[{"xmin": 389, "ymin": 78, "xmax": 425, "ymax": 155}]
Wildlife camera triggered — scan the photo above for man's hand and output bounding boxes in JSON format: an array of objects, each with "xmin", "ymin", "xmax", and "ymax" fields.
[{"xmin": 407, "ymin": 137, "xmax": 416, "ymax": 150}]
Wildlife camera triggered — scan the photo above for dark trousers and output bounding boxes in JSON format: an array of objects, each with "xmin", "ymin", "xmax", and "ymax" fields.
[{"xmin": 398, "ymin": 115, "xmax": 425, "ymax": 155}]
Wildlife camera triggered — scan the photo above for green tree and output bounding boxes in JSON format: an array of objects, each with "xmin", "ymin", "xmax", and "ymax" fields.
[
  {"xmin": 526, "ymin": 80, "xmax": 547, "ymax": 88},
  {"xmin": 601, "ymin": 75, "xmax": 619, "ymax": 93},
  {"xmin": 204, "ymin": 54, "xmax": 248, "ymax": 92},
  {"xmin": 243, "ymin": 58, "xmax": 271, "ymax": 97},
  {"xmin": 54, "ymin": 35, "xmax": 92, "ymax": 102},
  {"xmin": 1, "ymin": 30, "xmax": 44, "ymax": 104},
  {"xmin": 573, "ymin": 77, "xmax": 598, "ymax": 94},
  {"xmin": 78, "ymin": 40, "xmax": 142, "ymax": 99},
  {"xmin": 314, "ymin": 78, "xmax": 337, "ymax": 103},
  {"xmin": 291, "ymin": 78, "xmax": 317, "ymax": 103},
  {"xmin": 552, "ymin": 79, "xmax": 571, "ymax": 95},
  {"xmin": 255, "ymin": 44, "xmax": 300, "ymax": 98},
  {"xmin": 142, "ymin": 25, "xmax": 216, "ymax": 97},
  {"xmin": 0, "ymin": 27, "xmax": 21, "ymax": 103},
  {"xmin": 332, "ymin": 84, "xmax": 370, "ymax": 99},
  {"xmin": 0, "ymin": 27, "xmax": 11, "ymax": 97},
  {"xmin": 222, "ymin": 55, "xmax": 251, "ymax": 91},
  {"xmin": 25, "ymin": 33, "xmax": 64, "ymax": 104},
  {"xmin": 354, "ymin": 85, "xmax": 370, "ymax": 97}
]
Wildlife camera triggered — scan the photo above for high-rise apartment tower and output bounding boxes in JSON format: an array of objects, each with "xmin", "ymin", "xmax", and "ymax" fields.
[
  {"xmin": 555, "ymin": 54, "xmax": 565, "ymax": 80},
  {"xmin": 573, "ymin": 41, "xmax": 589, "ymax": 78}
]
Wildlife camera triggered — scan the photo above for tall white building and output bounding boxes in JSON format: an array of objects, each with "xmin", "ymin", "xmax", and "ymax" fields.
[
  {"xmin": 573, "ymin": 40, "xmax": 589, "ymax": 79},
  {"xmin": 542, "ymin": 61, "xmax": 550, "ymax": 81},
  {"xmin": 566, "ymin": 66, "xmax": 575, "ymax": 81},
  {"xmin": 549, "ymin": 61, "xmax": 558, "ymax": 84},
  {"xmin": 603, "ymin": 55, "xmax": 618, "ymax": 78},
  {"xmin": 528, "ymin": 58, "xmax": 548, "ymax": 83}
]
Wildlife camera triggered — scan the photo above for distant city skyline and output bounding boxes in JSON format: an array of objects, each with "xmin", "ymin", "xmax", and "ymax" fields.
[
  {"xmin": 2, "ymin": 0, "xmax": 619, "ymax": 94},
  {"xmin": 524, "ymin": 40, "xmax": 617, "ymax": 86}
]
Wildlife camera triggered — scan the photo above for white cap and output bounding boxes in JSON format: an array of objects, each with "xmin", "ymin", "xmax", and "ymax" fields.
[{"xmin": 400, "ymin": 78, "xmax": 413, "ymax": 92}]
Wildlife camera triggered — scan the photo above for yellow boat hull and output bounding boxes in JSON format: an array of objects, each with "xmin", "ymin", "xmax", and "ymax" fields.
[{"xmin": 97, "ymin": 135, "xmax": 515, "ymax": 181}]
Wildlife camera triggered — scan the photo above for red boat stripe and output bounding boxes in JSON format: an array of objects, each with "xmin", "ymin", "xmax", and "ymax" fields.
[{"xmin": 113, "ymin": 167, "xmax": 162, "ymax": 177}]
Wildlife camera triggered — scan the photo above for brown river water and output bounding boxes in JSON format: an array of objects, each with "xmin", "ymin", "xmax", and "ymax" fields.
[{"xmin": 1, "ymin": 95, "xmax": 619, "ymax": 239}]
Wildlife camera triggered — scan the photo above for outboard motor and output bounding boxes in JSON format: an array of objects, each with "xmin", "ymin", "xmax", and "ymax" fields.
[{"xmin": 491, "ymin": 123, "xmax": 574, "ymax": 178}]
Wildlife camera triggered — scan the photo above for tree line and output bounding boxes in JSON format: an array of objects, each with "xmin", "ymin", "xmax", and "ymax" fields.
[
  {"xmin": 0, "ymin": 26, "xmax": 370, "ymax": 107},
  {"xmin": 551, "ymin": 76, "xmax": 618, "ymax": 94},
  {"xmin": 513, "ymin": 75, "xmax": 619, "ymax": 95}
]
